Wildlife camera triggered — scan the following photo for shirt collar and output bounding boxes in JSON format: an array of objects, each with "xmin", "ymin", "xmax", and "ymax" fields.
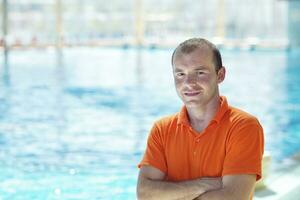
[
  {"xmin": 214, "ymin": 96, "xmax": 229, "ymax": 123},
  {"xmin": 177, "ymin": 96, "xmax": 229, "ymax": 126}
]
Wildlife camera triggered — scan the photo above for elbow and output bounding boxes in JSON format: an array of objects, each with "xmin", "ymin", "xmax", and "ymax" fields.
[
  {"xmin": 137, "ymin": 184, "xmax": 149, "ymax": 200},
  {"xmin": 136, "ymin": 179, "xmax": 149, "ymax": 200},
  {"xmin": 136, "ymin": 187, "xmax": 144, "ymax": 200},
  {"xmin": 137, "ymin": 183, "xmax": 156, "ymax": 200}
]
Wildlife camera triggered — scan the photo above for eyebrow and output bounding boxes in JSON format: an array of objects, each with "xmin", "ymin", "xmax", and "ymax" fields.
[
  {"xmin": 174, "ymin": 68, "xmax": 184, "ymax": 72},
  {"xmin": 174, "ymin": 66, "xmax": 208, "ymax": 72},
  {"xmin": 194, "ymin": 67, "xmax": 208, "ymax": 70}
]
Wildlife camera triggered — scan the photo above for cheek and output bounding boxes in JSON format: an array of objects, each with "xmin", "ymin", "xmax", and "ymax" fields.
[
  {"xmin": 174, "ymin": 81, "xmax": 184, "ymax": 95},
  {"xmin": 174, "ymin": 78, "xmax": 182, "ymax": 86},
  {"xmin": 200, "ymin": 76, "xmax": 210, "ymax": 83},
  {"xmin": 199, "ymin": 75, "xmax": 216, "ymax": 85}
]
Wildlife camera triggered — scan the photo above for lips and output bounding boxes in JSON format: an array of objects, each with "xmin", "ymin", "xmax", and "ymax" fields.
[{"xmin": 184, "ymin": 91, "xmax": 201, "ymax": 96}]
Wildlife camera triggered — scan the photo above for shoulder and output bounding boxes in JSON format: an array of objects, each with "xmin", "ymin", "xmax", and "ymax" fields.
[
  {"xmin": 227, "ymin": 105, "xmax": 262, "ymax": 127},
  {"xmin": 224, "ymin": 106, "xmax": 264, "ymax": 144},
  {"xmin": 146, "ymin": 113, "xmax": 180, "ymax": 143},
  {"xmin": 223, "ymin": 106, "xmax": 264, "ymax": 141},
  {"xmin": 153, "ymin": 112, "xmax": 180, "ymax": 131}
]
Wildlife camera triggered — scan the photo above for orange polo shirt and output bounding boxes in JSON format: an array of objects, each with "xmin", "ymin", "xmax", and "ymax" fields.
[{"xmin": 138, "ymin": 96, "xmax": 264, "ymax": 182}]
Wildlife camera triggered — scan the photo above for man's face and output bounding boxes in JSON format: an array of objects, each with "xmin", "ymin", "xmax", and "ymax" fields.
[{"xmin": 172, "ymin": 48, "xmax": 224, "ymax": 108}]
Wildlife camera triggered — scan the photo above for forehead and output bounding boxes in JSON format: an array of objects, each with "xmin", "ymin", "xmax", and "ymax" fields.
[{"xmin": 173, "ymin": 47, "xmax": 214, "ymax": 70}]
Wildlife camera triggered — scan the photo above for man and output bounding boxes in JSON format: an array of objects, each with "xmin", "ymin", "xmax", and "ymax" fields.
[{"xmin": 137, "ymin": 38, "xmax": 264, "ymax": 200}]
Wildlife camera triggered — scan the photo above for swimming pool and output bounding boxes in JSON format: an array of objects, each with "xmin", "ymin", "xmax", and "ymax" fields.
[{"xmin": 0, "ymin": 47, "xmax": 299, "ymax": 199}]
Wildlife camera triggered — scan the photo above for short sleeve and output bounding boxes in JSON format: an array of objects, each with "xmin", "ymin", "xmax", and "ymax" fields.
[
  {"xmin": 222, "ymin": 119, "xmax": 264, "ymax": 181},
  {"xmin": 138, "ymin": 123, "xmax": 167, "ymax": 174}
]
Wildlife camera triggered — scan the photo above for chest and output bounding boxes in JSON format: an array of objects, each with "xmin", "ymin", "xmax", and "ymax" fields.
[{"xmin": 165, "ymin": 125, "xmax": 229, "ymax": 181}]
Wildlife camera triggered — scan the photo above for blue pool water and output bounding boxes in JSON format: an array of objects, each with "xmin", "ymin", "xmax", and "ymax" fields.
[{"xmin": 0, "ymin": 47, "xmax": 299, "ymax": 199}]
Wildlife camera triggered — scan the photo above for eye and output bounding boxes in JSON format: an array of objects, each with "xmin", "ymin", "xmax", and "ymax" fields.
[
  {"xmin": 176, "ymin": 72, "xmax": 185, "ymax": 77},
  {"xmin": 197, "ymin": 71, "xmax": 205, "ymax": 75}
]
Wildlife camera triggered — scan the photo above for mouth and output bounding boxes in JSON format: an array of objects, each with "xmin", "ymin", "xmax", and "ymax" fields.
[{"xmin": 184, "ymin": 91, "xmax": 201, "ymax": 96}]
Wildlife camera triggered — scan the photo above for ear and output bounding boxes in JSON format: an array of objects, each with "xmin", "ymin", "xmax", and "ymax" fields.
[{"xmin": 217, "ymin": 67, "xmax": 226, "ymax": 83}]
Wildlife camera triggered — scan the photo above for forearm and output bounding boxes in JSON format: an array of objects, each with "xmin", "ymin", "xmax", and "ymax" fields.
[
  {"xmin": 137, "ymin": 177, "xmax": 208, "ymax": 200},
  {"xmin": 194, "ymin": 187, "xmax": 252, "ymax": 200},
  {"xmin": 194, "ymin": 188, "xmax": 230, "ymax": 200},
  {"xmin": 194, "ymin": 174, "xmax": 256, "ymax": 200}
]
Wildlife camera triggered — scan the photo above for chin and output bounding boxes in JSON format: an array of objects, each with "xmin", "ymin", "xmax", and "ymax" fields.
[{"xmin": 184, "ymin": 100, "xmax": 201, "ymax": 108}]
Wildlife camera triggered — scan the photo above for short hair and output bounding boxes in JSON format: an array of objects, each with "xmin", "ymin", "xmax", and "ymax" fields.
[{"xmin": 171, "ymin": 38, "xmax": 223, "ymax": 71}]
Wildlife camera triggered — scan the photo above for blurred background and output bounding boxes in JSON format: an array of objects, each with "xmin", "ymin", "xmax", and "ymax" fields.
[
  {"xmin": 1, "ymin": 0, "xmax": 299, "ymax": 49},
  {"xmin": 0, "ymin": 0, "xmax": 300, "ymax": 199}
]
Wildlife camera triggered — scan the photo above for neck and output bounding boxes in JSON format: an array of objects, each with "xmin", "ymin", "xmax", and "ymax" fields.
[{"xmin": 186, "ymin": 95, "xmax": 221, "ymax": 133}]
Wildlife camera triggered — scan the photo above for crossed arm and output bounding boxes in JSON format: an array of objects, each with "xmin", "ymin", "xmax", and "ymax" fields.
[{"xmin": 137, "ymin": 165, "xmax": 256, "ymax": 200}]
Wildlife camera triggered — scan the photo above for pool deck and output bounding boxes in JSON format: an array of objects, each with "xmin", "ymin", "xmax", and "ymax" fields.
[{"xmin": 254, "ymin": 155, "xmax": 300, "ymax": 200}]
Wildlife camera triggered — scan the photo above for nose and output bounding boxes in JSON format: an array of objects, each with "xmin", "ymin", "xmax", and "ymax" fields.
[{"xmin": 185, "ymin": 74, "xmax": 197, "ymax": 85}]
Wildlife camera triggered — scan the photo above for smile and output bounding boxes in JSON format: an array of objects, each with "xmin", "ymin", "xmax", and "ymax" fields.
[{"xmin": 184, "ymin": 91, "xmax": 201, "ymax": 96}]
